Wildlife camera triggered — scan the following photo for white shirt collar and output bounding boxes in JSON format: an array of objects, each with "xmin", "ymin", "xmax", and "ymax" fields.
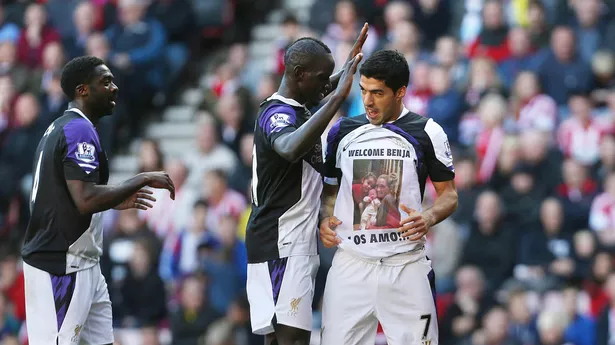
[
  {"xmin": 267, "ymin": 93, "xmax": 304, "ymax": 108},
  {"xmin": 67, "ymin": 107, "xmax": 94, "ymax": 126}
]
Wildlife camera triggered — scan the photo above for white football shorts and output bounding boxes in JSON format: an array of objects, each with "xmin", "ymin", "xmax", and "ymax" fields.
[
  {"xmin": 321, "ymin": 248, "xmax": 438, "ymax": 345},
  {"xmin": 246, "ymin": 255, "xmax": 319, "ymax": 335},
  {"xmin": 24, "ymin": 262, "xmax": 114, "ymax": 345}
]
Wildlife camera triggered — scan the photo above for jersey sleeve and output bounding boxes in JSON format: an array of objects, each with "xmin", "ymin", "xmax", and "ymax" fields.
[
  {"xmin": 62, "ymin": 119, "xmax": 101, "ymax": 182},
  {"xmin": 424, "ymin": 118, "xmax": 455, "ymax": 182},
  {"xmin": 257, "ymin": 104, "xmax": 299, "ymax": 148},
  {"xmin": 323, "ymin": 118, "xmax": 343, "ymax": 185}
]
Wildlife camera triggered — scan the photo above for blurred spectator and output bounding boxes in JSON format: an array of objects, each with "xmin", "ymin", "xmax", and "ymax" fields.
[
  {"xmin": 0, "ymin": 75, "xmax": 16, "ymax": 145},
  {"xmin": 562, "ymin": 285, "xmax": 595, "ymax": 345},
  {"xmin": 0, "ymin": 93, "xmax": 43, "ymax": 196},
  {"xmin": 558, "ymin": 94, "xmax": 611, "ymax": 166},
  {"xmin": 571, "ymin": 0, "xmax": 606, "ymax": 64},
  {"xmin": 143, "ymin": 159, "xmax": 195, "ymax": 241},
  {"xmin": 16, "ymin": 3, "xmax": 60, "ymax": 69},
  {"xmin": 585, "ymin": 252, "xmax": 612, "ymax": 318},
  {"xmin": 215, "ymin": 91, "xmax": 252, "ymax": 154},
  {"xmin": 527, "ymin": 0, "xmax": 552, "ymax": 49},
  {"xmin": 117, "ymin": 239, "xmax": 167, "ymax": 328},
  {"xmin": 515, "ymin": 198, "xmax": 574, "ymax": 290},
  {"xmin": 403, "ymin": 60, "xmax": 431, "ymax": 116},
  {"xmin": 63, "ymin": 1, "xmax": 96, "ymax": 59},
  {"xmin": 429, "ymin": 218, "xmax": 462, "ymax": 294},
  {"xmin": 106, "ymin": 0, "xmax": 166, "ymax": 116},
  {"xmin": 387, "ymin": 20, "xmax": 430, "ymax": 71},
  {"xmin": 557, "ymin": 159, "xmax": 598, "ymax": 230},
  {"xmin": 183, "ymin": 114, "xmax": 236, "ymax": 193},
  {"xmin": 0, "ymin": 41, "xmax": 32, "ymax": 94},
  {"xmin": 507, "ymin": 290, "xmax": 538, "ymax": 345},
  {"xmin": 467, "ymin": 0, "xmax": 511, "ymax": 63},
  {"xmin": 591, "ymin": 51, "xmax": 615, "ymax": 106},
  {"xmin": 45, "ymin": 0, "xmax": 81, "ymax": 39},
  {"xmin": 440, "ymin": 265, "xmax": 496, "ymax": 344},
  {"xmin": 170, "ymin": 275, "xmax": 221, "ymax": 345},
  {"xmin": 32, "ymin": 41, "xmax": 65, "ymax": 93},
  {"xmin": 474, "ymin": 93, "xmax": 508, "ymax": 183},
  {"xmin": 227, "ymin": 133, "xmax": 253, "ymax": 195},
  {"xmin": 516, "ymin": 129, "xmax": 563, "ymax": 196},
  {"xmin": 0, "ymin": 6, "xmax": 20, "ymax": 44},
  {"xmin": 464, "ymin": 57, "xmax": 504, "ymax": 110},
  {"xmin": 465, "ymin": 306, "xmax": 520, "ymax": 345},
  {"xmin": 0, "ymin": 247, "xmax": 24, "ymax": 322},
  {"xmin": 536, "ymin": 310, "xmax": 571, "ymax": 345},
  {"xmin": 203, "ymin": 295, "xmax": 261, "ymax": 345},
  {"xmin": 139, "ymin": 138, "xmax": 165, "ymax": 173},
  {"xmin": 597, "ymin": 272, "xmax": 615, "ymax": 344},
  {"xmin": 377, "ymin": 1, "xmax": 413, "ymax": 50},
  {"xmin": 498, "ymin": 27, "xmax": 538, "ymax": 91},
  {"xmin": 536, "ymin": 26, "xmax": 593, "ymax": 106},
  {"xmin": 427, "ymin": 64, "xmax": 464, "ymax": 145},
  {"xmin": 510, "ymin": 71, "xmax": 558, "ymax": 134},
  {"xmin": 0, "ymin": 293, "xmax": 19, "ymax": 341},
  {"xmin": 450, "ymin": 155, "xmax": 481, "ymax": 228},
  {"xmin": 410, "ymin": 0, "xmax": 451, "ymax": 51},
  {"xmin": 200, "ymin": 214, "xmax": 246, "ymax": 315},
  {"xmin": 160, "ymin": 199, "xmax": 215, "ymax": 282},
  {"xmin": 572, "ymin": 230, "xmax": 598, "ymax": 282},
  {"xmin": 589, "ymin": 172, "xmax": 615, "ymax": 248},
  {"xmin": 38, "ymin": 70, "xmax": 67, "ymax": 126},
  {"xmin": 85, "ymin": 32, "xmax": 110, "ymax": 61},
  {"xmin": 594, "ymin": 134, "xmax": 615, "ymax": 183},
  {"xmin": 274, "ymin": 13, "xmax": 311, "ymax": 76},
  {"xmin": 322, "ymin": 0, "xmax": 379, "ymax": 58},
  {"xmin": 431, "ymin": 35, "xmax": 468, "ymax": 88},
  {"xmin": 202, "ymin": 170, "xmax": 246, "ymax": 236}
]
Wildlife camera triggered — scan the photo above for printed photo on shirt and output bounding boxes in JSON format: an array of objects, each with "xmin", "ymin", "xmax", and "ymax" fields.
[{"xmin": 352, "ymin": 159, "xmax": 403, "ymax": 230}]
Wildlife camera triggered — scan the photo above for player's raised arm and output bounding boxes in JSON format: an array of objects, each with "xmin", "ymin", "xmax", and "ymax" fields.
[
  {"xmin": 328, "ymin": 23, "xmax": 369, "ymax": 93},
  {"xmin": 273, "ymin": 52, "xmax": 363, "ymax": 162}
]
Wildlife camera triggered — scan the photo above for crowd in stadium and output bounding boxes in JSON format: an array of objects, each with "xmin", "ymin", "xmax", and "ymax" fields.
[{"xmin": 0, "ymin": 0, "xmax": 615, "ymax": 344}]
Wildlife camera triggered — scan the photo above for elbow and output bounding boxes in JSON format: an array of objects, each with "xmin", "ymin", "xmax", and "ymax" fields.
[{"xmin": 74, "ymin": 201, "xmax": 92, "ymax": 215}]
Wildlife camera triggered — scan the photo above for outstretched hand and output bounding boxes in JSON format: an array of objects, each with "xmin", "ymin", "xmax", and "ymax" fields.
[
  {"xmin": 346, "ymin": 23, "xmax": 369, "ymax": 65},
  {"xmin": 114, "ymin": 188, "xmax": 156, "ymax": 210},
  {"xmin": 142, "ymin": 171, "xmax": 176, "ymax": 200}
]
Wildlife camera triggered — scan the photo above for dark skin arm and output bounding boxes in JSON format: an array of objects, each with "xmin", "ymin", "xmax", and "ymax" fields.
[
  {"xmin": 398, "ymin": 180, "xmax": 458, "ymax": 240},
  {"xmin": 320, "ymin": 183, "xmax": 342, "ymax": 248},
  {"xmin": 273, "ymin": 24, "xmax": 369, "ymax": 163},
  {"xmin": 66, "ymin": 172, "xmax": 175, "ymax": 215}
]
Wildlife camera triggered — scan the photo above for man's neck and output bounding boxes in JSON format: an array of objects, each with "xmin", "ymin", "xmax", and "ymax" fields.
[
  {"xmin": 277, "ymin": 77, "xmax": 304, "ymax": 105},
  {"xmin": 388, "ymin": 102, "xmax": 405, "ymax": 122},
  {"xmin": 68, "ymin": 100, "xmax": 99, "ymax": 125}
]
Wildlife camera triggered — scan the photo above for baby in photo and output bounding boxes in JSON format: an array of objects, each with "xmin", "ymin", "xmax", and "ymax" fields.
[{"xmin": 360, "ymin": 189, "xmax": 381, "ymax": 230}]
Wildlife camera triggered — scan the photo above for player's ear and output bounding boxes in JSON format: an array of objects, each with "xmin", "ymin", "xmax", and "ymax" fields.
[
  {"xmin": 395, "ymin": 85, "xmax": 407, "ymax": 100},
  {"xmin": 293, "ymin": 65, "xmax": 305, "ymax": 81},
  {"xmin": 76, "ymin": 84, "xmax": 88, "ymax": 97}
]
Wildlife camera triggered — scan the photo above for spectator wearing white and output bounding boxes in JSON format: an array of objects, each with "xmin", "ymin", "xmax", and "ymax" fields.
[
  {"xmin": 589, "ymin": 172, "xmax": 615, "ymax": 248},
  {"xmin": 510, "ymin": 71, "xmax": 558, "ymax": 135},
  {"xmin": 183, "ymin": 114, "xmax": 237, "ymax": 193},
  {"xmin": 537, "ymin": 310, "xmax": 572, "ymax": 345},
  {"xmin": 558, "ymin": 94, "xmax": 611, "ymax": 166}
]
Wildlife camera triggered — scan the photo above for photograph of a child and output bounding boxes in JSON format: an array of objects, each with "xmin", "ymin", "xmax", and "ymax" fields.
[{"xmin": 352, "ymin": 159, "xmax": 403, "ymax": 230}]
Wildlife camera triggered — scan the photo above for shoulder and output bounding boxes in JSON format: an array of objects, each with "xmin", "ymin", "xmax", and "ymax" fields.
[
  {"xmin": 62, "ymin": 117, "xmax": 98, "ymax": 142},
  {"xmin": 257, "ymin": 101, "xmax": 301, "ymax": 129},
  {"xmin": 327, "ymin": 115, "xmax": 369, "ymax": 143}
]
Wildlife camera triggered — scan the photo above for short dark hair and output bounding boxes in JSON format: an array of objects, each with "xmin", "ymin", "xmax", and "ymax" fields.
[
  {"xmin": 284, "ymin": 37, "xmax": 331, "ymax": 72},
  {"xmin": 60, "ymin": 56, "xmax": 105, "ymax": 100},
  {"xmin": 359, "ymin": 50, "xmax": 409, "ymax": 92}
]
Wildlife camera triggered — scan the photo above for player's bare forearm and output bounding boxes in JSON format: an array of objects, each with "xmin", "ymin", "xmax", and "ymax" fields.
[
  {"xmin": 66, "ymin": 174, "xmax": 148, "ymax": 215},
  {"xmin": 423, "ymin": 180, "xmax": 458, "ymax": 228},
  {"xmin": 273, "ymin": 95, "xmax": 345, "ymax": 162},
  {"xmin": 320, "ymin": 183, "xmax": 339, "ymax": 221}
]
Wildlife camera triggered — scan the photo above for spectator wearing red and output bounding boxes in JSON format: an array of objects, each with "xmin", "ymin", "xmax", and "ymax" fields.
[
  {"xmin": 510, "ymin": 71, "xmax": 558, "ymax": 134},
  {"xmin": 403, "ymin": 60, "xmax": 431, "ymax": 116},
  {"xmin": 0, "ymin": 248, "xmax": 24, "ymax": 322},
  {"xmin": 558, "ymin": 94, "xmax": 612, "ymax": 166},
  {"xmin": 467, "ymin": 0, "xmax": 511, "ymax": 63},
  {"xmin": 16, "ymin": 3, "xmax": 60, "ymax": 69}
]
